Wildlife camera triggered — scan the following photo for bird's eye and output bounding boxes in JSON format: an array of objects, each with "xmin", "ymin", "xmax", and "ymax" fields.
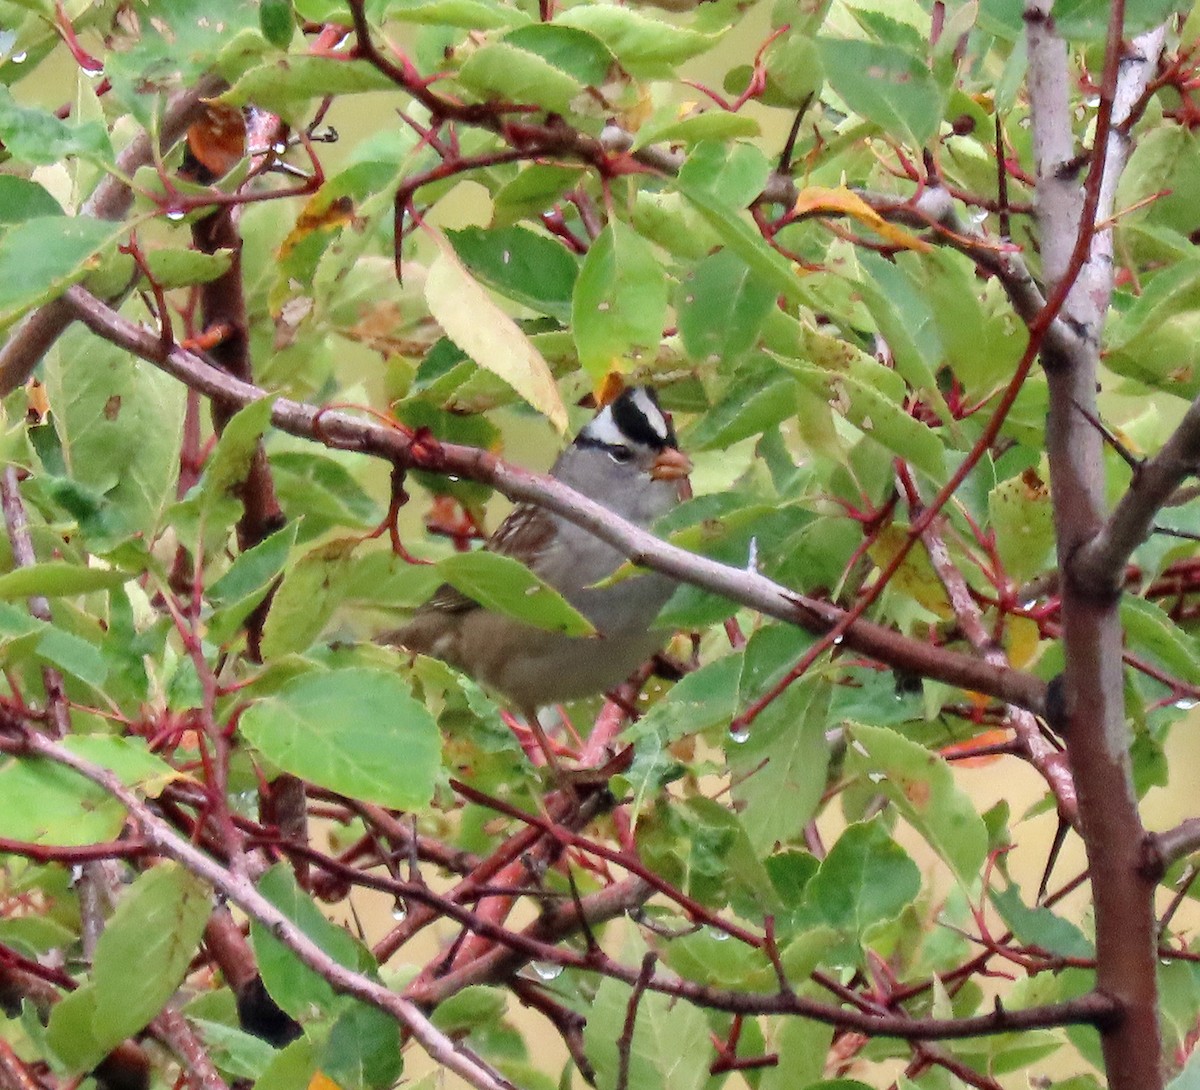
[{"xmin": 607, "ymin": 446, "xmax": 634, "ymax": 464}]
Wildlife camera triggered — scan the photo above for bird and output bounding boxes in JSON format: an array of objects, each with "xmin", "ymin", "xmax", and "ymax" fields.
[{"xmin": 379, "ymin": 385, "xmax": 691, "ymax": 776}]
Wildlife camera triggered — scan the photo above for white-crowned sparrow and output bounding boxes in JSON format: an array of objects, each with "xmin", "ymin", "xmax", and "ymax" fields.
[{"xmin": 381, "ymin": 386, "xmax": 691, "ymax": 751}]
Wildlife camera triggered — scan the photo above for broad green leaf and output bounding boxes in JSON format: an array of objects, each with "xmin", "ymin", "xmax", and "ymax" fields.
[
  {"xmin": 0, "ymin": 217, "xmax": 120, "ymax": 330},
  {"xmin": 458, "ymin": 41, "xmax": 583, "ymax": 112},
  {"xmin": 492, "ymin": 163, "xmax": 587, "ymax": 227},
  {"xmin": 220, "ymin": 57, "xmax": 396, "ymax": 118},
  {"xmin": 191, "ymin": 1019, "xmax": 277, "ymax": 1080},
  {"xmin": 682, "ymin": 366, "xmax": 797, "ymax": 451},
  {"xmin": 761, "ymin": 1019, "xmax": 836, "ymax": 1090},
  {"xmin": 435, "ymin": 551, "xmax": 595, "ymax": 635},
  {"xmin": 323, "ymin": 1000, "xmax": 403, "ymax": 1090},
  {"xmin": 817, "ymin": 38, "xmax": 943, "ymax": 146},
  {"xmin": 503, "ymin": 23, "xmax": 617, "ymax": 85},
  {"xmin": 253, "ymin": 1036, "xmax": 319, "ymax": 1090},
  {"xmin": 676, "ymin": 180, "xmax": 804, "ymax": 303},
  {"xmin": 808, "ymin": 818, "xmax": 921, "ymax": 935},
  {"xmin": 240, "ymin": 668, "xmax": 441, "ymax": 809},
  {"xmin": 585, "ymin": 970, "xmax": 711, "ymax": 1090},
  {"xmin": 46, "ymin": 985, "xmax": 108, "ymax": 1072},
  {"xmin": 92, "ymin": 864, "xmax": 212, "ymax": 1037},
  {"xmin": 845, "ymin": 724, "xmax": 988, "ymax": 892},
  {"xmin": 46, "ymin": 326, "xmax": 186, "ymax": 541},
  {"xmin": 447, "ymin": 225, "xmax": 578, "ymax": 323},
  {"xmin": 731, "ymin": 627, "xmax": 830, "ymax": 854},
  {"xmin": 678, "ymin": 141, "xmax": 771, "ymax": 208},
  {"xmin": 36, "ymin": 624, "xmax": 108, "ymax": 687},
  {"xmin": 382, "ymin": 0, "xmax": 533, "ymax": 27},
  {"xmin": 0, "ymin": 85, "xmax": 111, "ymax": 165},
  {"xmin": 632, "ymin": 110, "xmax": 760, "ymax": 151},
  {"xmin": 990, "ymin": 884, "xmax": 1093, "ymax": 958},
  {"xmin": 677, "ymin": 248, "xmax": 776, "ymax": 365},
  {"xmin": 425, "ymin": 229, "xmax": 567, "ymax": 430},
  {"xmin": 0, "ymin": 754, "xmax": 124, "ymax": 845},
  {"xmin": 210, "ymin": 523, "xmax": 300, "ymax": 605},
  {"xmin": 989, "ymin": 468, "xmax": 1057, "ymax": 582},
  {"xmin": 64, "ymin": 735, "xmax": 181, "ymax": 798},
  {"xmin": 556, "ymin": 5, "xmax": 717, "ymax": 77},
  {"xmin": 250, "ymin": 863, "xmax": 373, "ymax": 1019},
  {"xmin": 572, "ymin": 219, "xmax": 668, "ymax": 380},
  {"xmin": 0, "ymin": 562, "xmax": 129, "ymax": 599},
  {"xmin": 0, "ymin": 175, "xmax": 64, "ymax": 222},
  {"xmin": 783, "ymin": 359, "xmax": 947, "ymax": 479},
  {"xmin": 199, "ymin": 397, "xmax": 277, "ymax": 513},
  {"xmin": 259, "ymin": 538, "xmax": 355, "ymax": 659},
  {"xmin": 1121, "ymin": 596, "xmax": 1200, "ymax": 680},
  {"xmin": 259, "ymin": 0, "xmax": 294, "ymax": 47}
]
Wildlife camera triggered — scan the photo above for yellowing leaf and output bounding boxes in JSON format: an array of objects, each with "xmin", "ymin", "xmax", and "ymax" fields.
[
  {"xmin": 794, "ymin": 185, "xmax": 931, "ymax": 253},
  {"xmin": 1004, "ymin": 615, "xmax": 1041, "ymax": 669},
  {"xmin": 424, "ymin": 228, "xmax": 567, "ymax": 431},
  {"xmin": 866, "ymin": 524, "xmax": 953, "ymax": 620},
  {"xmin": 309, "ymin": 1075, "xmax": 343, "ymax": 1090}
]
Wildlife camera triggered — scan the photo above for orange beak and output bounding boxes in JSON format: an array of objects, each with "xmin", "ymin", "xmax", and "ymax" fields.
[{"xmin": 650, "ymin": 447, "xmax": 692, "ymax": 481}]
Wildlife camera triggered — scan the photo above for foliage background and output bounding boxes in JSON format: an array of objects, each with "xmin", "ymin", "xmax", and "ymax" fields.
[{"xmin": 0, "ymin": 0, "xmax": 1200, "ymax": 1088}]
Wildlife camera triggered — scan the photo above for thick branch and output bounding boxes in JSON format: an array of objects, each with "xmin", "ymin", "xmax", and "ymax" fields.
[
  {"xmin": 61, "ymin": 285, "xmax": 1048, "ymax": 717},
  {"xmin": 1074, "ymin": 390, "xmax": 1200, "ymax": 594}
]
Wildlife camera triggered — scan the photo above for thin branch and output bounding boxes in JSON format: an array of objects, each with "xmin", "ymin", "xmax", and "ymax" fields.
[{"xmin": 3, "ymin": 722, "xmax": 520, "ymax": 1090}]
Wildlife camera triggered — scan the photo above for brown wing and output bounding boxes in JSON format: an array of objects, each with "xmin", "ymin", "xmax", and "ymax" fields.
[{"xmin": 379, "ymin": 503, "xmax": 559, "ymax": 648}]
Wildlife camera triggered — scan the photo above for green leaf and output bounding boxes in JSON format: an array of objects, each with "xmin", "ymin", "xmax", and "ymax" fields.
[
  {"xmin": 36, "ymin": 624, "xmax": 108, "ymax": 687},
  {"xmin": 435, "ymin": 551, "xmax": 595, "ymax": 635},
  {"xmin": 0, "ymin": 562, "xmax": 129, "ymax": 599},
  {"xmin": 817, "ymin": 38, "xmax": 944, "ymax": 146},
  {"xmin": 259, "ymin": 538, "xmax": 354, "ymax": 659},
  {"xmin": 198, "ymin": 397, "xmax": 277, "ymax": 514},
  {"xmin": 682, "ymin": 366, "xmax": 797, "ymax": 451},
  {"xmin": 191, "ymin": 1019, "xmax": 276, "ymax": 1080},
  {"xmin": 46, "ymin": 985, "xmax": 108, "ymax": 1072},
  {"xmin": 0, "ymin": 217, "xmax": 120, "ymax": 330},
  {"xmin": 989, "ymin": 469, "xmax": 1057, "ymax": 583},
  {"xmin": 783, "ymin": 359, "xmax": 947, "ymax": 479},
  {"xmin": 46, "ymin": 325, "xmax": 186, "ymax": 541},
  {"xmin": 259, "ymin": 0, "xmax": 295, "ymax": 47},
  {"xmin": 1121, "ymin": 596, "xmax": 1200, "ymax": 680},
  {"xmin": 845, "ymin": 724, "xmax": 989, "ymax": 892},
  {"xmin": 0, "ymin": 176, "xmax": 64, "ymax": 222},
  {"xmin": 425, "ymin": 229, "xmax": 567, "ymax": 430},
  {"xmin": 251, "ymin": 863, "xmax": 373, "ymax": 1020},
  {"xmin": 323, "ymin": 1000, "xmax": 403, "ymax": 1090},
  {"xmin": 730, "ymin": 628, "xmax": 830, "ymax": 854},
  {"xmin": 447, "ymin": 225, "xmax": 578, "ymax": 323},
  {"xmin": 632, "ymin": 110, "xmax": 760, "ymax": 150},
  {"xmin": 220, "ymin": 57, "xmax": 396, "ymax": 118},
  {"xmin": 64, "ymin": 735, "xmax": 181, "ymax": 798},
  {"xmin": 492, "ymin": 163, "xmax": 587, "ymax": 227},
  {"xmin": 675, "ymin": 180, "xmax": 803, "ymax": 304},
  {"xmin": 572, "ymin": 219, "xmax": 668, "ymax": 380},
  {"xmin": 382, "ymin": 0, "xmax": 533, "ymax": 28},
  {"xmin": 0, "ymin": 754, "xmax": 124, "ymax": 845},
  {"xmin": 677, "ymin": 248, "xmax": 777, "ymax": 365},
  {"xmin": 808, "ymin": 818, "xmax": 921, "ymax": 935},
  {"xmin": 555, "ymin": 5, "xmax": 717, "ymax": 77},
  {"xmin": 585, "ymin": 971, "xmax": 711, "ymax": 1090},
  {"xmin": 0, "ymin": 85, "xmax": 112, "ymax": 165},
  {"xmin": 240, "ymin": 668, "xmax": 441, "ymax": 809},
  {"xmin": 459, "ymin": 41, "xmax": 583, "ymax": 112},
  {"xmin": 92, "ymin": 864, "xmax": 212, "ymax": 1037},
  {"xmin": 503, "ymin": 23, "xmax": 616, "ymax": 86}
]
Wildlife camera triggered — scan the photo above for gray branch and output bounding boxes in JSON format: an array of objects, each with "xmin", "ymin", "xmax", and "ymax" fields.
[{"xmin": 61, "ymin": 285, "xmax": 1048, "ymax": 717}]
